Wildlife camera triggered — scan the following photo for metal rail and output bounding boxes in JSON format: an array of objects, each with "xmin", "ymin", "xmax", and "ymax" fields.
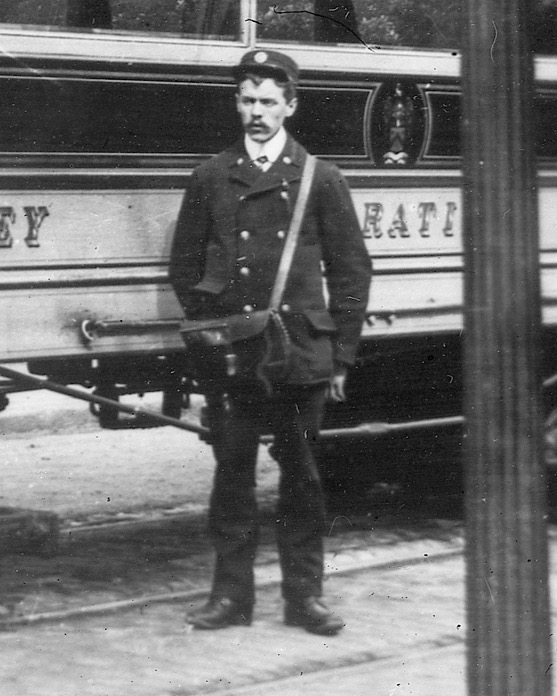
[
  {"xmin": 263, "ymin": 415, "xmax": 464, "ymax": 442},
  {"xmin": 0, "ymin": 364, "xmax": 208, "ymax": 436},
  {"xmin": 0, "ymin": 364, "xmax": 466, "ymax": 442}
]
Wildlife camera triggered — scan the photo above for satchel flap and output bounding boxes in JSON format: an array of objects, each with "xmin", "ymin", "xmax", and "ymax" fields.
[
  {"xmin": 179, "ymin": 318, "xmax": 231, "ymax": 348},
  {"xmin": 179, "ymin": 310, "xmax": 270, "ymax": 344},
  {"xmin": 226, "ymin": 310, "xmax": 270, "ymax": 341}
]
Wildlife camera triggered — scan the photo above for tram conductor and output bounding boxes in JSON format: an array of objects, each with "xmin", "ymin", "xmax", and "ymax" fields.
[{"xmin": 169, "ymin": 49, "xmax": 371, "ymax": 634}]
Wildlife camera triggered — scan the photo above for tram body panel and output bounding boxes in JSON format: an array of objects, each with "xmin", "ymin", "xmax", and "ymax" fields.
[
  {"xmin": 0, "ymin": 189, "xmax": 184, "ymax": 361},
  {"xmin": 3, "ymin": 181, "xmax": 557, "ymax": 359}
]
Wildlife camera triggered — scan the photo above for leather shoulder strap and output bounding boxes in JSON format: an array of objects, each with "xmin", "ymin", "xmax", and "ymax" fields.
[{"xmin": 269, "ymin": 154, "xmax": 317, "ymax": 309}]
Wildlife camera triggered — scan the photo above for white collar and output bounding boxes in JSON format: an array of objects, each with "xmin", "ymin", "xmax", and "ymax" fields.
[{"xmin": 244, "ymin": 127, "xmax": 287, "ymax": 164}]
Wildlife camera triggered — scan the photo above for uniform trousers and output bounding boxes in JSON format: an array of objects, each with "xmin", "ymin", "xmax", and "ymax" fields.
[{"xmin": 206, "ymin": 382, "xmax": 328, "ymax": 607}]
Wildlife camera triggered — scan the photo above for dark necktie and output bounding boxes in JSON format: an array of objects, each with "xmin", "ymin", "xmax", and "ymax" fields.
[{"xmin": 253, "ymin": 155, "xmax": 269, "ymax": 170}]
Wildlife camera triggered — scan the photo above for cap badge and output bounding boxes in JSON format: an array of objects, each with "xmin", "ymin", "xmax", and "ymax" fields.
[{"xmin": 254, "ymin": 51, "xmax": 268, "ymax": 64}]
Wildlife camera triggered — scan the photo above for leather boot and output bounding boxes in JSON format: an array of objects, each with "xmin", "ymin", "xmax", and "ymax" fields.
[
  {"xmin": 284, "ymin": 596, "xmax": 344, "ymax": 635},
  {"xmin": 186, "ymin": 597, "xmax": 253, "ymax": 630}
]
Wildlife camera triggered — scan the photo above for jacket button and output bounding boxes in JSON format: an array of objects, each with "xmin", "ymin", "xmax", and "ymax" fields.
[
  {"xmin": 240, "ymin": 230, "xmax": 250, "ymax": 240},
  {"xmin": 240, "ymin": 267, "xmax": 250, "ymax": 277},
  {"xmin": 277, "ymin": 230, "xmax": 286, "ymax": 239},
  {"xmin": 243, "ymin": 304, "xmax": 254, "ymax": 313},
  {"xmin": 281, "ymin": 304, "xmax": 291, "ymax": 312}
]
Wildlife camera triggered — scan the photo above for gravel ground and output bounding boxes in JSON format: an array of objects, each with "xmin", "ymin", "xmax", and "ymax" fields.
[
  {"xmin": 0, "ymin": 387, "xmax": 288, "ymax": 620},
  {"xmin": 0, "ymin": 385, "xmax": 464, "ymax": 625},
  {"xmin": 0, "ymin": 389, "xmax": 280, "ymax": 523}
]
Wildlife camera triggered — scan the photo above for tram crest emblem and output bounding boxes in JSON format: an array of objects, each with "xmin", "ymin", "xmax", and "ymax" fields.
[
  {"xmin": 382, "ymin": 82, "xmax": 415, "ymax": 166},
  {"xmin": 368, "ymin": 81, "xmax": 425, "ymax": 167}
]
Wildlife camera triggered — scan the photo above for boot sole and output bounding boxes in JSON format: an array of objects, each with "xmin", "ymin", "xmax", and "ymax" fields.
[
  {"xmin": 284, "ymin": 615, "xmax": 344, "ymax": 635},
  {"xmin": 188, "ymin": 612, "xmax": 252, "ymax": 630}
]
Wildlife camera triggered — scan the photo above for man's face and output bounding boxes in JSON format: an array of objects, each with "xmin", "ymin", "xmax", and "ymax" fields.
[{"xmin": 236, "ymin": 77, "xmax": 297, "ymax": 144}]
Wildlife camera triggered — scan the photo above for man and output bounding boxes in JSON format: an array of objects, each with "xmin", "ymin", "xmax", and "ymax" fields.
[{"xmin": 169, "ymin": 50, "xmax": 371, "ymax": 635}]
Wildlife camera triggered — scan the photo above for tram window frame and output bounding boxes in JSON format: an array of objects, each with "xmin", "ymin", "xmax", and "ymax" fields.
[
  {"xmin": 0, "ymin": 0, "xmax": 555, "ymax": 65},
  {"xmin": 0, "ymin": 0, "xmax": 461, "ymax": 78}
]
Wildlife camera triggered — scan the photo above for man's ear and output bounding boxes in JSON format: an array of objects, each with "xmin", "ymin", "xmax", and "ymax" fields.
[{"xmin": 286, "ymin": 97, "xmax": 298, "ymax": 118}]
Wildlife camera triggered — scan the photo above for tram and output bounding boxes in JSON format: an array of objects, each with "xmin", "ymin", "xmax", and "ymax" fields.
[{"xmin": 1, "ymin": 1, "xmax": 557, "ymax": 458}]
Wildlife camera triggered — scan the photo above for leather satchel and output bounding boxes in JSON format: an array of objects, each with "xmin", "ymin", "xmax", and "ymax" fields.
[{"xmin": 179, "ymin": 154, "xmax": 317, "ymax": 394}]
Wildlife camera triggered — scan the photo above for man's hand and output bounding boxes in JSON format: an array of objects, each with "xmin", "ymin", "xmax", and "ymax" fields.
[{"xmin": 328, "ymin": 367, "xmax": 348, "ymax": 403}]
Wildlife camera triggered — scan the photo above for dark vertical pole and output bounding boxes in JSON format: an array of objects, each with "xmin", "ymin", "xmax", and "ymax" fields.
[{"xmin": 462, "ymin": 1, "xmax": 552, "ymax": 695}]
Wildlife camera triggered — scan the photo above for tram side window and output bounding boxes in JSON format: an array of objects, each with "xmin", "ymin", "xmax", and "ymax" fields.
[
  {"xmin": 0, "ymin": 0, "xmax": 241, "ymax": 39},
  {"xmin": 257, "ymin": 0, "xmax": 460, "ymax": 50},
  {"xmin": 257, "ymin": 0, "xmax": 557, "ymax": 53}
]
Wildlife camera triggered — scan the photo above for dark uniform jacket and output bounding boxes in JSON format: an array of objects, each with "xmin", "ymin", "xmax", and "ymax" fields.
[{"xmin": 169, "ymin": 135, "xmax": 372, "ymax": 385}]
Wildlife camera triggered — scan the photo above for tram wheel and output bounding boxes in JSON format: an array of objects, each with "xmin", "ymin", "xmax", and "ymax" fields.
[
  {"xmin": 162, "ymin": 388, "xmax": 183, "ymax": 420},
  {"xmin": 91, "ymin": 385, "xmax": 185, "ymax": 428},
  {"xmin": 316, "ymin": 440, "xmax": 379, "ymax": 513},
  {"xmin": 92, "ymin": 385, "xmax": 120, "ymax": 429}
]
